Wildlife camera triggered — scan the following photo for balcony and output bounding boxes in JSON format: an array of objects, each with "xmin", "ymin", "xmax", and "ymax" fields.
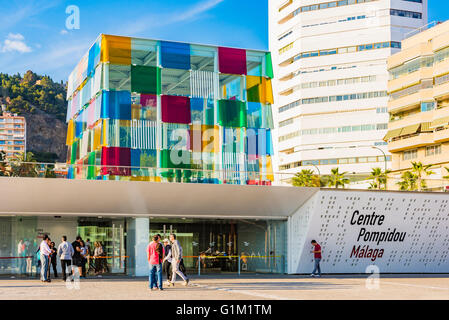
[
  {"xmin": 433, "ymin": 58, "xmax": 449, "ymax": 77},
  {"xmin": 434, "ymin": 128, "xmax": 449, "ymax": 143},
  {"xmin": 389, "ymin": 112, "xmax": 433, "ymax": 131},
  {"xmin": 434, "ymin": 80, "xmax": 449, "ymax": 100},
  {"xmin": 388, "ymin": 67, "xmax": 433, "ymax": 92},
  {"xmin": 388, "ymin": 133, "xmax": 434, "ymax": 152},
  {"xmin": 388, "ymin": 88, "xmax": 433, "ymax": 113}
]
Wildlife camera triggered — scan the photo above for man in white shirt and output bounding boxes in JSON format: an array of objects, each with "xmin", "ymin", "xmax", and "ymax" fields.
[
  {"xmin": 57, "ymin": 235, "xmax": 74, "ymax": 282},
  {"xmin": 39, "ymin": 235, "xmax": 53, "ymax": 282}
]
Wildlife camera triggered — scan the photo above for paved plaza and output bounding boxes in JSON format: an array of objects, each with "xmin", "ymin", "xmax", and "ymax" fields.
[{"xmin": 0, "ymin": 274, "xmax": 448, "ymax": 300}]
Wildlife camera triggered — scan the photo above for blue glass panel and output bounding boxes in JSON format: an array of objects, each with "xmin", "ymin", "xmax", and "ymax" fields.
[
  {"xmin": 87, "ymin": 39, "xmax": 101, "ymax": 77},
  {"xmin": 160, "ymin": 41, "xmax": 190, "ymax": 70},
  {"xmin": 101, "ymin": 91, "xmax": 131, "ymax": 120}
]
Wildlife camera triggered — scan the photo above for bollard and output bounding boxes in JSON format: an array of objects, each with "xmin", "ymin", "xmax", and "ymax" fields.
[{"xmin": 198, "ymin": 256, "xmax": 201, "ymax": 276}]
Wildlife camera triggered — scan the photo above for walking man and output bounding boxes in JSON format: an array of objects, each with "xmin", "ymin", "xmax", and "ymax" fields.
[
  {"xmin": 310, "ymin": 240, "xmax": 322, "ymax": 277},
  {"xmin": 58, "ymin": 236, "xmax": 74, "ymax": 282},
  {"xmin": 169, "ymin": 234, "xmax": 189, "ymax": 286},
  {"xmin": 147, "ymin": 235, "xmax": 164, "ymax": 290},
  {"xmin": 39, "ymin": 235, "xmax": 52, "ymax": 282}
]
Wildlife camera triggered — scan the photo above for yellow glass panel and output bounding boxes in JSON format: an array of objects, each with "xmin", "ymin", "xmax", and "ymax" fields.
[
  {"xmin": 259, "ymin": 156, "xmax": 274, "ymax": 181},
  {"xmin": 246, "ymin": 75, "xmax": 262, "ymax": 89},
  {"xmin": 264, "ymin": 78, "xmax": 274, "ymax": 104},
  {"xmin": 93, "ymin": 123, "xmax": 102, "ymax": 150},
  {"xmin": 131, "ymin": 104, "xmax": 140, "ymax": 119},
  {"xmin": 101, "ymin": 35, "xmax": 131, "ymax": 65},
  {"xmin": 66, "ymin": 119, "xmax": 74, "ymax": 146}
]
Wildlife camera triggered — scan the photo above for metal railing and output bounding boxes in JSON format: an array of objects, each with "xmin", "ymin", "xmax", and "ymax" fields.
[{"xmin": 1, "ymin": 161, "xmax": 448, "ymax": 191}]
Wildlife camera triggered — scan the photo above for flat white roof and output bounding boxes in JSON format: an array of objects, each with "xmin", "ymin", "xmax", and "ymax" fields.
[{"xmin": 0, "ymin": 178, "xmax": 318, "ymax": 220}]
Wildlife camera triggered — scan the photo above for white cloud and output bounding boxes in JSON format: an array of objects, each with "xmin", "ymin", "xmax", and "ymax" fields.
[
  {"xmin": 7, "ymin": 33, "xmax": 25, "ymax": 41},
  {"xmin": 60, "ymin": 29, "xmax": 69, "ymax": 35},
  {"xmin": 121, "ymin": 0, "xmax": 225, "ymax": 36},
  {"xmin": 1, "ymin": 33, "xmax": 32, "ymax": 53}
]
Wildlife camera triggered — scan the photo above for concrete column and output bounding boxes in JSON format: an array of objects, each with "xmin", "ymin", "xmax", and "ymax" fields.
[{"xmin": 127, "ymin": 217, "xmax": 149, "ymax": 276}]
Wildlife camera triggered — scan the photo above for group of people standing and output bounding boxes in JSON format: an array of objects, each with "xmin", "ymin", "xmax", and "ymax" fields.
[
  {"xmin": 148, "ymin": 233, "xmax": 189, "ymax": 290},
  {"xmin": 38, "ymin": 234, "xmax": 107, "ymax": 282}
]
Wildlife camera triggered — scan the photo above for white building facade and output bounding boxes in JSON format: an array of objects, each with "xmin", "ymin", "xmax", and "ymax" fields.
[{"xmin": 269, "ymin": 0, "xmax": 427, "ymax": 176}]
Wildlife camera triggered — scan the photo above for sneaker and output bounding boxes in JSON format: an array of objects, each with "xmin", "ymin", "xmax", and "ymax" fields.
[
  {"xmin": 183, "ymin": 279, "xmax": 189, "ymax": 286},
  {"xmin": 310, "ymin": 274, "xmax": 315, "ymax": 277},
  {"xmin": 158, "ymin": 288, "xmax": 163, "ymax": 291}
]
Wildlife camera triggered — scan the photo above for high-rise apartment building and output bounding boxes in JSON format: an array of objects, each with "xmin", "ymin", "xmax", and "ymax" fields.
[
  {"xmin": 269, "ymin": 0, "xmax": 427, "ymax": 178},
  {"xmin": 386, "ymin": 20, "xmax": 449, "ymax": 188},
  {"xmin": 0, "ymin": 108, "xmax": 26, "ymax": 158}
]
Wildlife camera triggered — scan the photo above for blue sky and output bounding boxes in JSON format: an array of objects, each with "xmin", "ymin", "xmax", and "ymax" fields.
[{"xmin": 0, "ymin": 0, "xmax": 447, "ymax": 82}]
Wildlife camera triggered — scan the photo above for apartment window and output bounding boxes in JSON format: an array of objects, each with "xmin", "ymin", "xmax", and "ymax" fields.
[
  {"xmin": 279, "ymin": 42, "xmax": 294, "ymax": 54},
  {"xmin": 425, "ymin": 145, "xmax": 442, "ymax": 157},
  {"xmin": 368, "ymin": 156, "xmax": 378, "ymax": 163},
  {"xmin": 403, "ymin": 149, "xmax": 418, "ymax": 160},
  {"xmin": 421, "ymin": 102, "xmax": 435, "ymax": 112},
  {"xmin": 390, "ymin": 9, "xmax": 422, "ymax": 19},
  {"xmin": 435, "ymin": 73, "xmax": 449, "ymax": 86},
  {"xmin": 279, "ymin": 119, "xmax": 294, "ymax": 127},
  {"xmin": 278, "ymin": 31, "xmax": 293, "ymax": 41}
]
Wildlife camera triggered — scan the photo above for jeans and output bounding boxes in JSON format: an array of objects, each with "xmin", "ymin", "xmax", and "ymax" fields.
[
  {"xmin": 40, "ymin": 254, "xmax": 49, "ymax": 281},
  {"xmin": 312, "ymin": 258, "xmax": 321, "ymax": 276},
  {"xmin": 61, "ymin": 260, "xmax": 71, "ymax": 281},
  {"xmin": 149, "ymin": 263, "xmax": 163, "ymax": 289}
]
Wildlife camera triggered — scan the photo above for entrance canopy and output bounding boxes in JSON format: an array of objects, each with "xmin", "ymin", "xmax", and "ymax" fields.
[{"xmin": 0, "ymin": 178, "xmax": 318, "ymax": 219}]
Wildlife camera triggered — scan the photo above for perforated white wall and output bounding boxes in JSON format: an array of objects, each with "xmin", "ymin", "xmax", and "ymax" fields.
[{"xmin": 288, "ymin": 189, "xmax": 449, "ymax": 274}]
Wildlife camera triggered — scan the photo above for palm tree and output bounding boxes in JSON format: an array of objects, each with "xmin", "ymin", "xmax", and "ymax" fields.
[
  {"xmin": 0, "ymin": 151, "xmax": 10, "ymax": 176},
  {"xmin": 368, "ymin": 167, "xmax": 391, "ymax": 190},
  {"xmin": 443, "ymin": 167, "xmax": 449, "ymax": 179},
  {"xmin": 397, "ymin": 171, "xmax": 418, "ymax": 191},
  {"xmin": 292, "ymin": 169, "xmax": 318, "ymax": 187},
  {"xmin": 8, "ymin": 152, "xmax": 39, "ymax": 177},
  {"xmin": 410, "ymin": 161, "xmax": 434, "ymax": 191},
  {"xmin": 327, "ymin": 168, "xmax": 350, "ymax": 189}
]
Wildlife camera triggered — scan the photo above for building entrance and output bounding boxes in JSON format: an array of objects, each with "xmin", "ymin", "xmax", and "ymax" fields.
[{"xmin": 149, "ymin": 218, "xmax": 286, "ymax": 274}]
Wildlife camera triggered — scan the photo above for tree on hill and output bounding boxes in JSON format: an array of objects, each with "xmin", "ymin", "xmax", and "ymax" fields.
[{"xmin": 0, "ymin": 71, "xmax": 67, "ymax": 120}]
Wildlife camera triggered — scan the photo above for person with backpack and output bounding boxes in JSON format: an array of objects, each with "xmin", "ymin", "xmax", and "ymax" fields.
[{"xmin": 147, "ymin": 234, "xmax": 164, "ymax": 291}]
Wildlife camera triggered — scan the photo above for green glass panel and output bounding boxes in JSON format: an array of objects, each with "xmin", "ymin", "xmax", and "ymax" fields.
[
  {"xmin": 218, "ymin": 100, "xmax": 247, "ymax": 128},
  {"xmin": 87, "ymin": 151, "xmax": 96, "ymax": 180},
  {"xmin": 160, "ymin": 149, "xmax": 191, "ymax": 169},
  {"xmin": 265, "ymin": 52, "xmax": 274, "ymax": 79},
  {"xmin": 131, "ymin": 65, "xmax": 161, "ymax": 94},
  {"xmin": 71, "ymin": 140, "xmax": 78, "ymax": 164}
]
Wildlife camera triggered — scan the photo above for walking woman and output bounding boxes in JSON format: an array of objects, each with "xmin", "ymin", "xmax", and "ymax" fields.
[{"xmin": 93, "ymin": 241, "xmax": 104, "ymax": 276}]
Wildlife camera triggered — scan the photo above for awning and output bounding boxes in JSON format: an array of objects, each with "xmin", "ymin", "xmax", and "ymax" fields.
[
  {"xmin": 400, "ymin": 123, "xmax": 420, "ymax": 135},
  {"xmin": 420, "ymin": 122, "xmax": 432, "ymax": 132},
  {"xmin": 431, "ymin": 116, "xmax": 449, "ymax": 128},
  {"xmin": 383, "ymin": 128, "xmax": 403, "ymax": 140}
]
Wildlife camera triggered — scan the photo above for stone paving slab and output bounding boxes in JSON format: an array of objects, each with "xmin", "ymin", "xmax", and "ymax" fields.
[{"xmin": 0, "ymin": 274, "xmax": 448, "ymax": 300}]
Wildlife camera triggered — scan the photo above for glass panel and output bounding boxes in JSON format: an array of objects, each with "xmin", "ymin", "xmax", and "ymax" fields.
[{"xmin": 161, "ymin": 68, "xmax": 191, "ymax": 97}]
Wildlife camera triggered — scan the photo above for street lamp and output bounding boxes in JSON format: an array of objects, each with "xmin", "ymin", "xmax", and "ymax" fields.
[{"xmin": 371, "ymin": 146, "xmax": 388, "ymax": 173}]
